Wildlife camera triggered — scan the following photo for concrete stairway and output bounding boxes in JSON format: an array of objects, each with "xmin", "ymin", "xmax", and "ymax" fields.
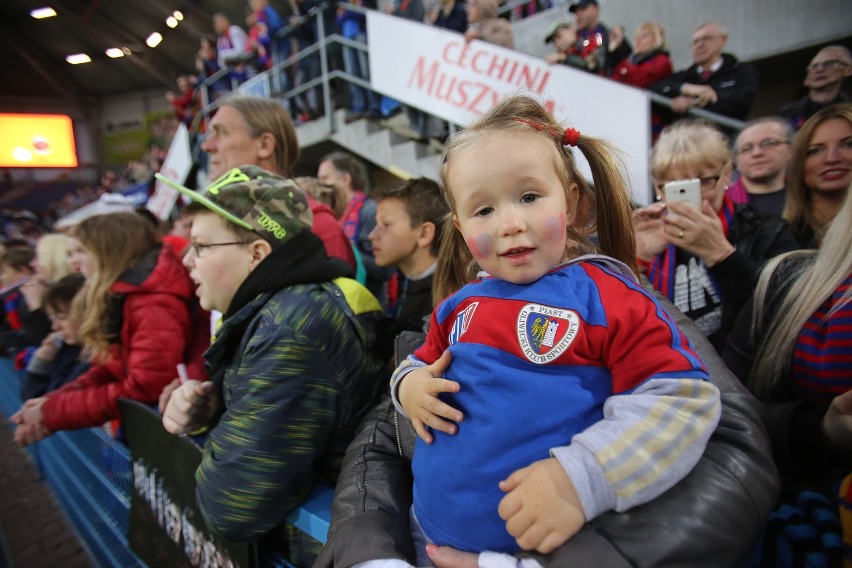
[{"xmin": 296, "ymin": 109, "xmax": 444, "ymax": 180}]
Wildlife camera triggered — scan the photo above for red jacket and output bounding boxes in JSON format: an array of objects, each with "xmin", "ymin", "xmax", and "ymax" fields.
[
  {"xmin": 612, "ymin": 50, "xmax": 673, "ymax": 89},
  {"xmin": 42, "ymin": 245, "xmax": 208, "ymax": 431},
  {"xmin": 309, "ymin": 196, "xmax": 356, "ymax": 270}
]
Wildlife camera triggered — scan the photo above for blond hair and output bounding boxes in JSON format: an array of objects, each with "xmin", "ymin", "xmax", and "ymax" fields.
[
  {"xmin": 636, "ymin": 21, "xmax": 667, "ymax": 52},
  {"xmin": 36, "ymin": 233, "xmax": 70, "ymax": 284},
  {"xmin": 651, "ymin": 119, "xmax": 732, "ymax": 186},
  {"xmin": 750, "ymin": 182, "xmax": 852, "ymax": 397}
]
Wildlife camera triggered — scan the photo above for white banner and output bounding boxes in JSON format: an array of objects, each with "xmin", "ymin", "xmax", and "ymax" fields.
[
  {"xmin": 147, "ymin": 122, "xmax": 192, "ymax": 220},
  {"xmin": 367, "ymin": 12, "xmax": 651, "ymax": 204}
]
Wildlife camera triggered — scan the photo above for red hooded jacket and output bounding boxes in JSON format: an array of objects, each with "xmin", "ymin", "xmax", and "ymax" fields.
[{"xmin": 42, "ymin": 245, "xmax": 208, "ymax": 431}]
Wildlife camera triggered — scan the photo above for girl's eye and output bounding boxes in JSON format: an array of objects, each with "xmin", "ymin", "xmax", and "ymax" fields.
[
  {"xmin": 806, "ymin": 146, "xmax": 824, "ymax": 157},
  {"xmin": 475, "ymin": 206, "xmax": 493, "ymax": 217},
  {"xmin": 521, "ymin": 193, "xmax": 538, "ymax": 204}
]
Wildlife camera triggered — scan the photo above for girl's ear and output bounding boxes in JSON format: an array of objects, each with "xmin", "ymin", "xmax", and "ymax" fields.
[
  {"xmin": 248, "ymin": 238, "xmax": 273, "ymax": 271},
  {"xmin": 564, "ymin": 182, "xmax": 581, "ymax": 227},
  {"xmin": 452, "ymin": 215, "xmax": 461, "ymax": 231}
]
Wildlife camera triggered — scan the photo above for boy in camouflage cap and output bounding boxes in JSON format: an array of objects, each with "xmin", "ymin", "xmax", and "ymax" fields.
[
  {"xmin": 157, "ymin": 165, "xmax": 387, "ymax": 564},
  {"xmin": 155, "ymin": 165, "xmax": 313, "ymax": 247}
]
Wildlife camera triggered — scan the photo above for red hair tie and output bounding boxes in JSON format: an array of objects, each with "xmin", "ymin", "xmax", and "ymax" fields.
[
  {"xmin": 562, "ymin": 128, "xmax": 581, "ymax": 147},
  {"xmin": 511, "ymin": 118, "xmax": 581, "ymax": 147}
]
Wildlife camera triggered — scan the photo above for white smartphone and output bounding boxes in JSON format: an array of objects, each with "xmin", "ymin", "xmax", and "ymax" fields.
[{"xmin": 663, "ymin": 178, "xmax": 702, "ymax": 210}]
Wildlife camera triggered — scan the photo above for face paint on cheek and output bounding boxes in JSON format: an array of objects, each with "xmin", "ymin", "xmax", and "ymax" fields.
[
  {"xmin": 544, "ymin": 213, "xmax": 567, "ymax": 242},
  {"xmin": 467, "ymin": 233, "xmax": 494, "ymax": 259}
]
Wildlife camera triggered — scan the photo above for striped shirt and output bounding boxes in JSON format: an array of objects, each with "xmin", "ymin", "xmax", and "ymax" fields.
[{"xmin": 792, "ymin": 272, "xmax": 852, "ymax": 405}]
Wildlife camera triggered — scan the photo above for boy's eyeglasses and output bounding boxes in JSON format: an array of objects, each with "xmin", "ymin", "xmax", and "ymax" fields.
[
  {"xmin": 190, "ymin": 241, "xmax": 251, "ymax": 257},
  {"xmin": 737, "ymin": 138, "xmax": 790, "ymax": 155}
]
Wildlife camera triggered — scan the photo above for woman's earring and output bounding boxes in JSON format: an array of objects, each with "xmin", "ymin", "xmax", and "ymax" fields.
[{"xmin": 723, "ymin": 185, "xmax": 729, "ymax": 192}]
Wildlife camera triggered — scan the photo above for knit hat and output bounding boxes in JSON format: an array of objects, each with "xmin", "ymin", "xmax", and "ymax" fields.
[{"xmin": 154, "ymin": 165, "xmax": 313, "ymax": 246}]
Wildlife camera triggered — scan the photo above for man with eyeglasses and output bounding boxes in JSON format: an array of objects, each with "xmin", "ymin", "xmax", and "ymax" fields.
[
  {"xmin": 650, "ymin": 21, "xmax": 758, "ymax": 120},
  {"xmin": 728, "ymin": 117, "xmax": 793, "ymax": 217},
  {"xmin": 780, "ymin": 45, "xmax": 851, "ymax": 130}
]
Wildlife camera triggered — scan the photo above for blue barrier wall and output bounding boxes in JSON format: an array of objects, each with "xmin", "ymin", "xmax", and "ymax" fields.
[
  {"xmin": 0, "ymin": 358, "xmax": 143, "ymax": 567},
  {"xmin": 0, "ymin": 358, "xmax": 332, "ymax": 568}
]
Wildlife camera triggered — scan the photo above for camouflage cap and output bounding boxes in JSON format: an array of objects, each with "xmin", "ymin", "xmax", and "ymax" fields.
[{"xmin": 154, "ymin": 165, "xmax": 313, "ymax": 246}]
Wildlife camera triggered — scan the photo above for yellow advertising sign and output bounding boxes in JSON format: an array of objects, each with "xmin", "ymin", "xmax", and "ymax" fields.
[{"xmin": 0, "ymin": 113, "xmax": 78, "ymax": 168}]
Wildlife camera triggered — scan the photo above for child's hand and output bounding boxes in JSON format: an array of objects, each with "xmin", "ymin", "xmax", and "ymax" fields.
[
  {"xmin": 498, "ymin": 457, "xmax": 585, "ymax": 553},
  {"xmin": 34, "ymin": 331, "xmax": 63, "ymax": 362},
  {"xmin": 398, "ymin": 350, "xmax": 463, "ymax": 444},
  {"xmin": 161, "ymin": 380, "xmax": 221, "ymax": 435}
]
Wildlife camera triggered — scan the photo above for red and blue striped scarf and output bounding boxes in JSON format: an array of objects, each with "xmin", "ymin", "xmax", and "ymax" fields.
[
  {"xmin": 791, "ymin": 271, "xmax": 852, "ymax": 405},
  {"xmin": 340, "ymin": 191, "xmax": 366, "ymax": 242},
  {"xmin": 647, "ymin": 195, "xmax": 737, "ymax": 300},
  {"xmin": 726, "ymin": 176, "xmax": 750, "ymax": 205}
]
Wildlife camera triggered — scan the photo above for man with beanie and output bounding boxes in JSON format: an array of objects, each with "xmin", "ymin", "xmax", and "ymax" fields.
[{"xmin": 157, "ymin": 166, "xmax": 386, "ymax": 565}]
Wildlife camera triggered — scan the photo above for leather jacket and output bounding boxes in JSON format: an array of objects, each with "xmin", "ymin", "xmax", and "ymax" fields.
[{"xmin": 316, "ymin": 288, "xmax": 779, "ymax": 568}]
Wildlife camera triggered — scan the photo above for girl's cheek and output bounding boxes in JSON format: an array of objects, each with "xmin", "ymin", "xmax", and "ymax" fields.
[
  {"xmin": 544, "ymin": 213, "xmax": 567, "ymax": 241},
  {"xmin": 467, "ymin": 233, "xmax": 494, "ymax": 259}
]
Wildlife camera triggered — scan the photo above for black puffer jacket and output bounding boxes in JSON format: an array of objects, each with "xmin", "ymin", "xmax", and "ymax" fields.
[{"xmin": 315, "ymin": 288, "xmax": 779, "ymax": 568}]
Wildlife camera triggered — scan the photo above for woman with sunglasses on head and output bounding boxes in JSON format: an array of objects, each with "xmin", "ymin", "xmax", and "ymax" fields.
[{"xmin": 632, "ymin": 119, "xmax": 800, "ymax": 350}]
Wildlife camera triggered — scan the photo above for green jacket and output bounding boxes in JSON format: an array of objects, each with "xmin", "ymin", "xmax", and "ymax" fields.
[{"xmin": 195, "ymin": 234, "xmax": 386, "ymax": 543}]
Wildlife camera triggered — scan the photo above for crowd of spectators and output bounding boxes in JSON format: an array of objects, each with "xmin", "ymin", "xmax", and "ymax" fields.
[
  {"xmin": 159, "ymin": 0, "xmax": 848, "ymax": 159},
  {"xmin": 2, "ymin": 1, "xmax": 851, "ymax": 567}
]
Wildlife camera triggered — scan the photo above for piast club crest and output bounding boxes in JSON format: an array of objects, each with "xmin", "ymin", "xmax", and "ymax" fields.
[{"xmin": 516, "ymin": 303, "xmax": 580, "ymax": 364}]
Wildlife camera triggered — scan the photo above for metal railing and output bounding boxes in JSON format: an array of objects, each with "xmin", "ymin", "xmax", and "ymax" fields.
[{"xmin": 187, "ymin": 0, "xmax": 744, "ymax": 167}]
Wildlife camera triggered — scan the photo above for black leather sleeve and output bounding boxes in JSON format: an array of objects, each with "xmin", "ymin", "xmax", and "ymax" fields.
[
  {"xmin": 520, "ymin": 290, "xmax": 779, "ymax": 568},
  {"xmin": 314, "ymin": 332, "xmax": 422, "ymax": 567},
  {"xmin": 314, "ymin": 395, "xmax": 416, "ymax": 567}
]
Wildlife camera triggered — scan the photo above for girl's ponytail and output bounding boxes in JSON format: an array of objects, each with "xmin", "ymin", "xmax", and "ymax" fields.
[
  {"xmin": 575, "ymin": 137, "xmax": 638, "ymax": 276},
  {"xmin": 433, "ymin": 214, "xmax": 476, "ymax": 306}
]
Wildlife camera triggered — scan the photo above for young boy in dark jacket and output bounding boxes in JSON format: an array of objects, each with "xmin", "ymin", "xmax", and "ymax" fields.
[
  {"xmin": 21, "ymin": 273, "xmax": 89, "ymax": 400},
  {"xmin": 157, "ymin": 166, "xmax": 387, "ymax": 566},
  {"xmin": 369, "ymin": 178, "xmax": 448, "ymax": 363}
]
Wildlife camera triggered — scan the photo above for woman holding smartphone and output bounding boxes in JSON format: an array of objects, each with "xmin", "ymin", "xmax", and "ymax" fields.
[{"xmin": 632, "ymin": 119, "xmax": 799, "ymax": 350}]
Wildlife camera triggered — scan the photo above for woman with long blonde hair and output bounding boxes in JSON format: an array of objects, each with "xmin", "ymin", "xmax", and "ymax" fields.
[
  {"xmin": 723, "ymin": 183, "xmax": 852, "ymax": 567},
  {"xmin": 11, "ymin": 212, "xmax": 207, "ymax": 444}
]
